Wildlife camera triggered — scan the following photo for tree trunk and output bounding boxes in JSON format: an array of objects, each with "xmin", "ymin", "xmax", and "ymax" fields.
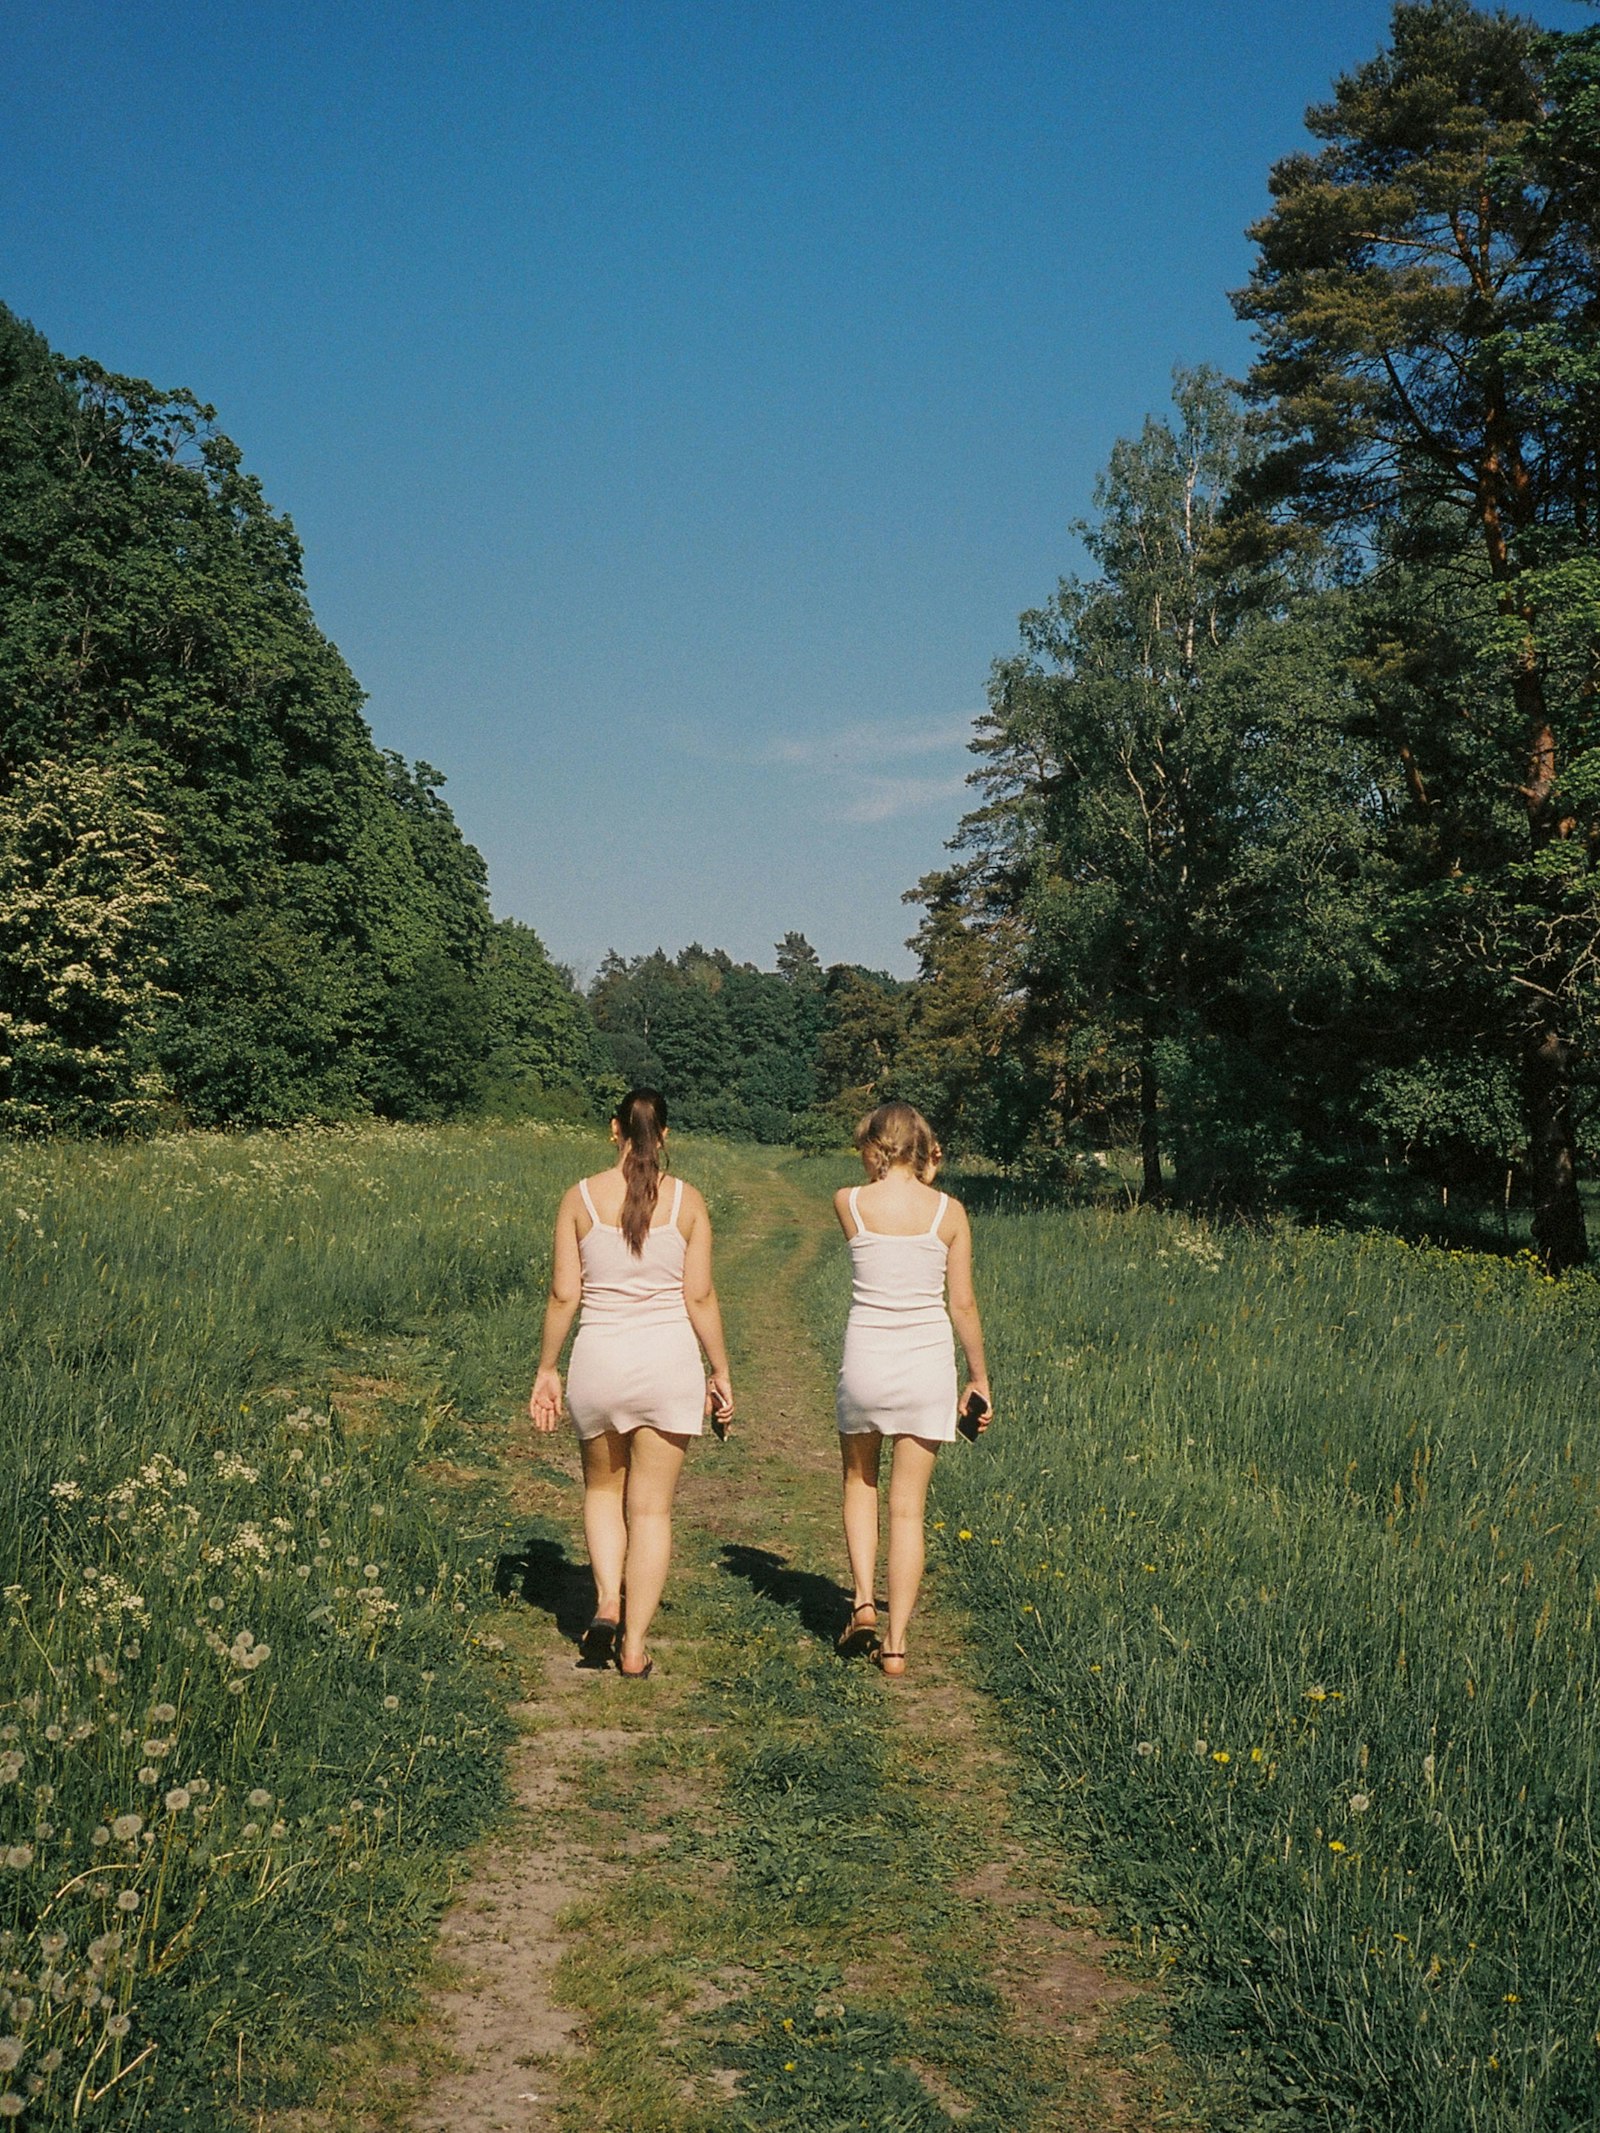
[
  {"xmin": 1139, "ymin": 1050, "xmax": 1163, "ymax": 1203},
  {"xmin": 1524, "ymin": 1022, "xmax": 1587, "ymax": 1275}
]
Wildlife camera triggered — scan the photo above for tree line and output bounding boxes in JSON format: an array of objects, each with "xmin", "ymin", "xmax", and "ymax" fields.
[
  {"xmin": 8, "ymin": 2, "xmax": 1600, "ymax": 1274},
  {"xmin": 886, "ymin": 2, "xmax": 1600, "ymax": 1272}
]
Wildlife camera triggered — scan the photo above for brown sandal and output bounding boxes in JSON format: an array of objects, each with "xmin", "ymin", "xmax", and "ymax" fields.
[
  {"xmin": 836, "ymin": 1602, "xmax": 879, "ymax": 1657},
  {"xmin": 872, "ymin": 1648, "xmax": 907, "ymax": 1678}
]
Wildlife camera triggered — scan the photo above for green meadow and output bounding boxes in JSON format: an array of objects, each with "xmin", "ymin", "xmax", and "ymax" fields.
[
  {"xmin": 4, "ymin": 1126, "xmax": 1599, "ymax": 2129},
  {"xmin": 868, "ymin": 1192, "xmax": 1600, "ymax": 2133},
  {"xmin": 0, "ymin": 1122, "xmax": 609, "ymax": 2126}
]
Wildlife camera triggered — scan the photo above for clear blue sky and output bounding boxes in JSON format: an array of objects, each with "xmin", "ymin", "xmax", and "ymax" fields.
[{"xmin": 0, "ymin": 2, "xmax": 1567, "ymax": 976}]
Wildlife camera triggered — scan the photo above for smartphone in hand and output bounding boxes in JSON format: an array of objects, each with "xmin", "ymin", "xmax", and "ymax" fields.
[
  {"xmin": 957, "ymin": 1390, "xmax": 990, "ymax": 1442},
  {"xmin": 710, "ymin": 1387, "xmax": 733, "ymax": 1442}
]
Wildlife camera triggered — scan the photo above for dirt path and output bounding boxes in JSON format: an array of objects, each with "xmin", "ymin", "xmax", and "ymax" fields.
[{"xmin": 338, "ymin": 1153, "xmax": 1198, "ymax": 2132}]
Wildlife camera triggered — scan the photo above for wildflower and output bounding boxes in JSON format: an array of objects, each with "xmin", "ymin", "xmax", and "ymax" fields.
[
  {"xmin": 1328, "ymin": 1840, "xmax": 1346, "ymax": 1853},
  {"xmin": 1192, "ymin": 1739, "xmax": 1208, "ymax": 1758},
  {"xmin": 106, "ymin": 2013, "xmax": 131, "ymax": 2038},
  {"xmin": 1135, "ymin": 1741, "xmax": 1155, "ymax": 1757},
  {"xmin": 40, "ymin": 2050, "xmax": 62, "ymax": 2073},
  {"xmin": 48, "ymin": 1479, "xmax": 82, "ymax": 1502},
  {"xmin": 0, "ymin": 2096, "xmax": 23, "ymax": 2119},
  {"xmin": 0, "ymin": 2046, "xmax": 17, "ymax": 2075},
  {"xmin": 1212, "ymin": 1751, "xmax": 1231, "ymax": 1765},
  {"xmin": 138, "ymin": 1767, "xmax": 159, "ymax": 1786},
  {"xmin": 1504, "ymin": 1992, "xmax": 1519, "ymax": 2005},
  {"xmin": 1349, "ymin": 1793, "xmax": 1371, "ymax": 1813},
  {"xmin": 1250, "ymin": 1747, "xmax": 1264, "ymax": 1763},
  {"xmin": 3, "ymin": 1847, "xmax": 33, "ymax": 1870},
  {"xmin": 364, "ymin": 1564, "xmax": 380, "ymax": 1580},
  {"xmin": 91, "ymin": 1825, "xmax": 110, "ymax": 1847},
  {"xmin": 242, "ymin": 1822, "xmax": 260, "ymax": 1839},
  {"xmin": 0, "ymin": 1754, "xmax": 22, "ymax": 1786},
  {"xmin": 142, "ymin": 1739, "xmax": 170, "ymax": 1758},
  {"xmin": 111, "ymin": 1814, "xmax": 142, "ymax": 1840},
  {"xmin": 957, "ymin": 1530, "xmax": 972, "ymax": 1541},
  {"xmin": 1305, "ymin": 1686, "xmax": 1328, "ymax": 1703},
  {"xmin": 164, "ymin": 1788, "xmax": 191, "ymax": 1813},
  {"xmin": 115, "ymin": 1890, "xmax": 140, "ymax": 1912},
  {"xmin": 40, "ymin": 1932, "xmax": 65, "ymax": 1960},
  {"xmin": 383, "ymin": 1695, "xmax": 399, "ymax": 1711},
  {"xmin": 149, "ymin": 1703, "xmax": 177, "ymax": 1725},
  {"xmin": 247, "ymin": 1788, "xmax": 273, "ymax": 1809}
]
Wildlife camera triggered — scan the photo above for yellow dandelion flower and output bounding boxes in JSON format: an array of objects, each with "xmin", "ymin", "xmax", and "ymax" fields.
[{"xmin": 1212, "ymin": 1750, "xmax": 1230, "ymax": 1764}]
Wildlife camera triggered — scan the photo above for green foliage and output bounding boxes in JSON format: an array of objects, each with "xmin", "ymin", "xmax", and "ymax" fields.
[
  {"xmin": 0, "ymin": 759, "xmax": 188, "ymax": 1134},
  {"xmin": 588, "ymin": 937, "xmax": 840, "ymax": 1141},
  {"xmin": 0, "ymin": 301, "xmax": 524, "ymax": 1133}
]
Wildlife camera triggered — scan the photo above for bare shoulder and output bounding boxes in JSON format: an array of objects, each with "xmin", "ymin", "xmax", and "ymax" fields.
[
  {"xmin": 939, "ymin": 1191, "xmax": 970, "ymax": 1235},
  {"xmin": 676, "ymin": 1179, "xmax": 709, "ymax": 1224}
]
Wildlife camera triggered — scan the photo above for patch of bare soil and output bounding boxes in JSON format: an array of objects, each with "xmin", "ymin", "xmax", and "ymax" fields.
[{"xmin": 411, "ymin": 1654, "xmax": 633, "ymax": 2133}]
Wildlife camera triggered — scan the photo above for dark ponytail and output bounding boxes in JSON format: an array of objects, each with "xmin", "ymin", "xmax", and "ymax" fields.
[{"xmin": 616, "ymin": 1088, "xmax": 668, "ymax": 1255}]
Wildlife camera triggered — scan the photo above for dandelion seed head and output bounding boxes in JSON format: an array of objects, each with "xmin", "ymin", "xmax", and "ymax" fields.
[
  {"xmin": 90, "ymin": 1825, "xmax": 110, "ymax": 1847},
  {"xmin": 149, "ymin": 1704, "xmax": 177, "ymax": 1725},
  {"xmin": 0, "ymin": 2045, "xmax": 17, "ymax": 2075},
  {"xmin": 1349, "ymin": 1792, "xmax": 1371, "ymax": 1813},
  {"xmin": 247, "ymin": 1788, "xmax": 272, "ymax": 1809},
  {"xmin": 115, "ymin": 1890, "xmax": 140, "ymax": 1912},
  {"xmin": 106, "ymin": 2012, "xmax": 132, "ymax": 2038},
  {"xmin": 3, "ymin": 1847, "xmax": 34, "ymax": 1871},
  {"xmin": 111, "ymin": 1814, "xmax": 141, "ymax": 1840},
  {"xmin": 383, "ymin": 1695, "xmax": 399, "ymax": 1711},
  {"xmin": 137, "ymin": 1767, "xmax": 159, "ymax": 1786},
  {"xmin": 164, "ymin": 1788, "xmax": 191, "ymax": 1813}
]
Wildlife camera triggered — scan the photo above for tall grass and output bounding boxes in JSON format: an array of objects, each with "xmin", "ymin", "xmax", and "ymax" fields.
[
  {"xmin": 813, "ymin": 1196, "xmax": 1600, "ymax": 2130},
  {"xmin": 0, "ymin": 1122, "xmax": 610, "ymax": 2127}
]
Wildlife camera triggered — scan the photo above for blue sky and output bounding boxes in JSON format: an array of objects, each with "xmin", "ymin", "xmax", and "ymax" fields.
[{"xmin": 1, "ymin": 1, "xmax": 1569, "ymax": 976}]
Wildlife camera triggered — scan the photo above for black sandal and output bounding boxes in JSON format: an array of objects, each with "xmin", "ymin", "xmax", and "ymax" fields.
[
  {"xmin": 872, "ymin": 1648, "xmax": 907, "ymax": 1678},
  {"xmin": 618, "ymin": 1654, "xmax": 654, "ymax": 1680},
  {"xmin": 579, "ymin": 1617, "xmax": 620, "ymax": 1667},
  {"xmin": 836, "ymin": 1602, "xmax": 880, "ymax": 1657}
]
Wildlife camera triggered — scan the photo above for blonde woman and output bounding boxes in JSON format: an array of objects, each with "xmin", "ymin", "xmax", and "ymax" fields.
[
  {"xmin": 530, "ymin": 1088, "xmax": 733, "ymax": 1678},
  {"xmin": 834, "ymin": 1101, "xmax": 991, "ymax": 1677}
]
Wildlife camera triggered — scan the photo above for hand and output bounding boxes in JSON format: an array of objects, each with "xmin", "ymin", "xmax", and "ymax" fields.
[
  {"xmin": 529, "ymin": 1368, "xmax": 563, "ymax": 1434},
  {"xmin": 962, "ymin": 1378, "xmax": 993, "ymax": 1432},
  {"xmin": 706, "ymin": 1371, "xmax": 734, "ymax": 1432}
]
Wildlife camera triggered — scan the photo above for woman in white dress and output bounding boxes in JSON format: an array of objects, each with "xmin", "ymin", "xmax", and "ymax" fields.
[
  {"xmin": 529, "ymin": 1089, "xmax": 733, "ymax": 1678},
  {"xmin": 833, "ymin": 1101, "xmax": 991, "ymax": 1677}
]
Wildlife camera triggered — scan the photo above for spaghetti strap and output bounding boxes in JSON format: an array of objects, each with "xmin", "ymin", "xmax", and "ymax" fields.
[
  {"xmin": 577, "ymin": 1177, "xmax": 601, "ymax": 1227},
  {"xmin": 669, "ymin": 1176, "xmax": 685, "ymax": 1228},
  {"xmin": 847, "ymin": 1186, "xmax": 867, "ymax": 1236},
  {"xmin": 927, "ymin": 1192, "xmax": 949, "ymax": 1235}
]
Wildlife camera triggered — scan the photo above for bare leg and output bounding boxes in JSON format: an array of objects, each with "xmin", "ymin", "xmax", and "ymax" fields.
[
  {"xmin": 618, "ymin": 1427, "xmax": 689, "ymax": 1671},
  {"xmin": 580, "ymin": 1430, "xmax": 629, "ymax": 1621},
  {"xmin": 884, "ymin": 1435, "xmax": 940, "ymax": 1658},
  {"xmin": 840, "ymin": 1432, "xmax": 883, "ymax": 1623}
]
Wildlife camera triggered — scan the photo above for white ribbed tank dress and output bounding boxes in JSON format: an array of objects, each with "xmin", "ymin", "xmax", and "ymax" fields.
[
  {"xmin": 836, "ymin": 1186, "xmax": 959, "ymax": 1443},
  {"xmin": 566, "ymin": 1177, "xmax": 705, "ymax": 1440}
]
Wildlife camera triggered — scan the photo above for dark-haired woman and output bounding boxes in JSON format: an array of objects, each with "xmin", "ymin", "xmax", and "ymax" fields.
[{"xmin": 529, "ymin": 1090, "xmax": 732, "ymax": 1678}]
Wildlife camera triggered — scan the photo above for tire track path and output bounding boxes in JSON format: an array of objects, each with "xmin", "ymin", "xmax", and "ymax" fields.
[{"xmin": 345, "ymin": 1151, "xmax": 1198, "ymax": 2132}]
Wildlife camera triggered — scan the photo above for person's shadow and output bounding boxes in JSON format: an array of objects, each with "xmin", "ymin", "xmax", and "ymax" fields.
[
  {"xmin": 494, "ymin": 1534, "xmax": 597, "ymax": 1655},
  {"xmin": 719, "ymin": 1543, "xmax": 849, "ymax": 1645}
]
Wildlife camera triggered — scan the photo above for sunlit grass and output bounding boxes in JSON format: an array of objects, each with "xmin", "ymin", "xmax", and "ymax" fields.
[
  {"xmin": 0, "ymin": 1121, "xmax": 614, "ymax": 2126},
  {"xmin": 802, "ymin": 1193, "xmax": 1600, "ymax": 2131}
]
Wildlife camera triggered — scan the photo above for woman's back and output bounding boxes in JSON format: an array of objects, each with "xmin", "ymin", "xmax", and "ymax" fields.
[
  {"xmin": 842, "ymin": 1184, "xmax": 950, "ymax": 1330},
  {"xmin": 576, "ymin": 1174, "xmax": 689, "ymax": 1331}
]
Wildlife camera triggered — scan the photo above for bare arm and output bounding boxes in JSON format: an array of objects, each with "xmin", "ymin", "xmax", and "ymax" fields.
[
  {"xmin": 529, "ymin": 1189, "xmax": 583, "ymax": 1432},
  {"xmin": 682, "ymin": 1192, "xmax": 733, "ymax": 1418},
  {"xmin": 944, "ymin": 1203, "xmax": 992, "ymax": 1418}
]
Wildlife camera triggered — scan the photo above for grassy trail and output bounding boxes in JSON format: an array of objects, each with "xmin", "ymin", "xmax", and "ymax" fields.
[{"xmin": 323, "ymin": 1149, "xmax": 1197, "ymax": 2133}]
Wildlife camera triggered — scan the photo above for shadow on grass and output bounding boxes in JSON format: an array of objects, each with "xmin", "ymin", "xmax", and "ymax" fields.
[
  {"xmin": 720, "ymin": 1542, "xmax": 850, "ymax": 1645},
  {"xmin": 495, "ymin": 1532, "xmax": 597, "ymax": 1652}
]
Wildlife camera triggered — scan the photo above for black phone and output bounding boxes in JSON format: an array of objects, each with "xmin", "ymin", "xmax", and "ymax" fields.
[
  {"xmin": 957, "ymin": 1390, "xmax": 989, "ymax": 1442},
  {"xmin": 710, "ymin": 1389, "xmax": 733, "ymax": 1442}
]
